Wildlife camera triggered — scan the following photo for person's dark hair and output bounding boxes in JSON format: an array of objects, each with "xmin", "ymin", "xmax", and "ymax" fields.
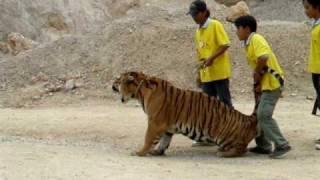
[
  {"xmin": 188, "ymin": 0, "xmax": 210, "ymax": 18},
  {"xmin": 206, "ymin": 10, "xmax": 211, "ymax": 18},
  {"xmin": 234, "ymin": 15, "xmax": 257, "ymax": 32},
  {"xmin": 303, "ymin": 0, "xmax": 320, "ymax": 9}
]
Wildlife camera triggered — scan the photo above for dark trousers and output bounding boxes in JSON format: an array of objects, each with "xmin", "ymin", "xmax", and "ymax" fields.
[
  {"xmin": 312, "ymin": 73, "xmax": 320, "ymax": 107},
  {"xmin": 201, "ymin": 79, "xmax": 233, "ymax": 107}
]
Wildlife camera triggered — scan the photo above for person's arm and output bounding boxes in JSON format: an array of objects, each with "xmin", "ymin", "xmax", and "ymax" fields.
[
  {"xmin": 202, "ymin": 45, "xmax": 229, "ymax": 67},
  {"xmin": 254, "ymin": 55, "xmax": 268, "ymax": 82},
  {"xmin": 202, "ymin": 20, "xmax": 230, "ymax": 68},
  {"xmin": 253, "ymin": 55, "xmax": 268, "ymax": 92}
]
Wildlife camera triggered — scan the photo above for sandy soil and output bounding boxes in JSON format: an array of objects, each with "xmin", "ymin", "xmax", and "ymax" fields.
[{"xmin": 0, "ymin": 99, "xmax": 319, "ymax": 180}]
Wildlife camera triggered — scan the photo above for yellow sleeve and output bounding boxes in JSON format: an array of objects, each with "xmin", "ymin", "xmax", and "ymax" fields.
[
  {"xmin": 253, "ymin": 36, "xmax": 270, "ymax": 59},
  {"xmin": 213, "ymin": 20, "xmax": 230, "ymax": 46}
]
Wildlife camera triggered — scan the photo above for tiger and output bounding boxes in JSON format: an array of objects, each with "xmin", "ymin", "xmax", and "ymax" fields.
[{"xmin": 112, "ymin": 71, "xmax": 257, "ymax": 157}]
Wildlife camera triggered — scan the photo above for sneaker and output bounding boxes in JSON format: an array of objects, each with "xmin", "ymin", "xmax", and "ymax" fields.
[
  {"xmin": 192, "ymin": 141, "xmax": 216, "ymax": 147},
  {"xmin": 314, "ymin": 139, "xmax": 320, "ymax": 144},
  {"xmin": 249, "ymin": 147, "xmax": 272, "ymax": 154},
  {"xmin": 316, "ymin": 144, "xmax": 320, "ymax": 150},
  {"xmin": 269, "ymin": 144, "xmax": 291, "ymax": 159}
]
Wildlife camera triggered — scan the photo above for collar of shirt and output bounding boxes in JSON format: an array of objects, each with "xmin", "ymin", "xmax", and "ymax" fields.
[
  {"xmin": 312, "ymin": 18, "xmax": 320, "ymax": 28},
  {"xmin": 199, "ymin": 18, "xmax": 211, "ymax": 29},
  {"xmin": 240, "ymin": 32, "xmax": 255, "ymax": 48}
]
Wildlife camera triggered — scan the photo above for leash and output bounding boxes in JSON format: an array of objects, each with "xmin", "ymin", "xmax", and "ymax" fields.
[{"xmin": 133, "ymin": 80, "xmax": 144, "ymax": 98}]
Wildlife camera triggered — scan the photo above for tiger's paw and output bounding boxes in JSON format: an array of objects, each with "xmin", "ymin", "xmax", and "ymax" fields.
[
  {"xmin": 149, "ymin": 149, "xmax": 165, "ymax": 156},
  {"xmin": 130, "ymin": 151, "xmax": 137, "ymax": 156},
  {"xmin": 216, "ymin": 148, "xmax": 245, "ymax": 158},
  {"xmin": 216, "ymin": 151, "xmax": 226, "ymax": 157},
  {"xmin": 130, "ymin": 151, "xmax": 147, "ymax": 157}
]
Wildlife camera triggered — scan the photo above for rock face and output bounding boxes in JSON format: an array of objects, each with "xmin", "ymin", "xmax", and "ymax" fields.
[
  {"xmin": 0, "ymin": 0, "xmax": 112, "ymax": 42},
  {"xmin": 65, "ymin": 79, "xmax": 76, "ymax": 91},
  {"xmin": 0, "ymin": 32, "xmax": 39, "ymax": 55},
  {"xmin": 105, "ymin": 0, "xmax": 140, "ymax": 17},
  {"xmin": 0, "ymin": 41, "xmax": 10, "ymax": 54},
  {"xmin": 7, "ymin": 32, "xmax": 39, "ymax": 55},
  {"xmin": 0, "ymin": 0, "xmax": 313, "ymax": 107},
  {"xmin": 226, "ymin": 1, "xmax": 250, "ymax": 22},
  {"xmin": 47, "ymin": 13, "xmax": 69, "ymax": 31}
]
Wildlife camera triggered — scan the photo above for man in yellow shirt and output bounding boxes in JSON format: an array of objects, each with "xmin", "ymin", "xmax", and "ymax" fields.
[
  {"xmin": 234, "ymin": 15, "xmax": 291, "ymax": 158},
  {"xmin": 303, "ymin": 0, "xmax": 320, "ymax": 150},
  {"xmin": 188, "ymin": 0, "xmax": 233, "ymax": 146},
  {"xmin": 188, "ymin": 0, "xmax": 232, "ymax": 106},
  {"xmin": 188, "ymin": 0, "xmax": 232, "ymax": 146}
]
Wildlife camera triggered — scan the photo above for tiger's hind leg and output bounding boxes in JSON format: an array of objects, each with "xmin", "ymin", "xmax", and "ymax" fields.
[
  {"xmin": 149, "ymin": 132, "xmax": 174, "ymax": 156},
  {"xmin": 216, "ymin": 146, "xmax": 247, "ymax": 158}
]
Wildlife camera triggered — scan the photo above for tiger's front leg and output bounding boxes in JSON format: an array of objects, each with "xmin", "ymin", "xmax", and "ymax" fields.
[
  {"xmin": 133, "ymin": 121, "xmax": 168, "ymax": 157},
  {"xmin": 149, "ymin": 132, "xmax": 174, "ymax": 156}
]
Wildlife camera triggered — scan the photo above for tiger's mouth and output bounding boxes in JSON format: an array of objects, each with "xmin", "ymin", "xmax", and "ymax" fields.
[
  {"xmin": 121, "ymin": 97, "xmax": 126, "ymax": 103},
  {"xmin": 120, "ymin": 95, "xmax": 132, "ymax": 103}
]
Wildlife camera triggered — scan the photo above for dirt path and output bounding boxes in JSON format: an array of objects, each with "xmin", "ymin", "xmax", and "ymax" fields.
[{"xmin": 0, "ymin": 100, "xmax": 319, "ymax": 180}]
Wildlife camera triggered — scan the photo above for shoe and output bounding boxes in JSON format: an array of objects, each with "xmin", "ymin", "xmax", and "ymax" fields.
[
  {"xmin": 316, "ymin": 144, "xmax": 320, "ymax": 150},
  {"xmin": 269, "ymin": 144, "xmax": 291, "ymax": 159},
  {"xmin": 192, "ymin": 141, "xmax": 216, "ymax": 147},
  {"xmin": 249, "ymin": 146, "xmax": 272, "ymax": 154},
  {"xmin": 314, "ymin": 139, "xmax": 320, "ymax": 144}
]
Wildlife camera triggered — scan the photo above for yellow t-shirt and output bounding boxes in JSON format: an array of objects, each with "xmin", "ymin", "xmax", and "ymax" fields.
[
  {"xmin": 308, "ymin": 24, "xmax": 320, "ymax": 73},
  {"xmin": 245, "ymin": 33, "xmax": 284, "ymax": 91},
  {"xmin": 195, "ymin": 19, "xmax": 231, "ymax": 82}
]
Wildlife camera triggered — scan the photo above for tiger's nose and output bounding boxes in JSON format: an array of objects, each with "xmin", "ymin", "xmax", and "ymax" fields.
[{"xmin": 112, "ymin": 85, "xmax": 119, "ymax": 92}]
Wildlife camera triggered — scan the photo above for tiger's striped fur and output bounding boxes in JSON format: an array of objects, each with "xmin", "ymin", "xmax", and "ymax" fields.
[{"xmin": 112, "ymin": 71, "xmax": 257, "ymax": 157}]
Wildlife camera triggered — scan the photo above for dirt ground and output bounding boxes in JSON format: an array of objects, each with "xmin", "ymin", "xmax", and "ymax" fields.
[{"xmin": 0, "ymin": 99, "xmax": 319, "ymax": 180}]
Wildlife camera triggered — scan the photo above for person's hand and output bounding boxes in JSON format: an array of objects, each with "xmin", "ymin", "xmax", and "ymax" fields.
[
  {"xmin": 196, "ymin": 75, "xmax": 201, "ymax": 88},
  {"xmin": 253, "ymin": 72, "xmax": 262, "ymax": 83},
  {"xmin": 197, "ymin": 61, "xmax": 204, "ymax": 70},
  {"xmin": 194, "ymin": 64, "xmax": 202, "ymax": 88},
  {"xmin": 203, "ymin": 58, "xmax": 213, "ymax": 68},
  {"xmin": 254, "ymin": 83, "xmax": 262, "ymax": 93}
]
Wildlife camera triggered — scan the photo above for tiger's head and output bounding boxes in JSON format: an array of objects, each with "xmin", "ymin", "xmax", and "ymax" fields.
[
  {"xmin": 112, "ymin": 71, "xmax": 153, "ymax": 103},
  {"xmin": 111, "ymin": 76, "xmax": 121, "ymax": 93}
]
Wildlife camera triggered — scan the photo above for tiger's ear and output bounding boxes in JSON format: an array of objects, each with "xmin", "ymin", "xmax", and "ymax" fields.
[
  {"xmin": 127, "ymin": 75, "xmax": 135, "ymax": 81},
  {"xmin": 129, "ymin": 72, "xmax": 138, "ymax": 78},
  {"xmin": 125, "ymin": 75, "xmax": 135, "ymax": 84},
  {"xmin": 146, "ymin": 79, "xmax": 158, "ymax": 89}
]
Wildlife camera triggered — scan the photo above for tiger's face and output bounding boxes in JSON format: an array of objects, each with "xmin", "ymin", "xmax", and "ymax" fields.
[
  {"xmin": 111, "ymin": 76, "xmax": 121, "ymax": 93},
  {"xmin": 112, "ymin": 72, "xmax": 143, "ymax": 103}
]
